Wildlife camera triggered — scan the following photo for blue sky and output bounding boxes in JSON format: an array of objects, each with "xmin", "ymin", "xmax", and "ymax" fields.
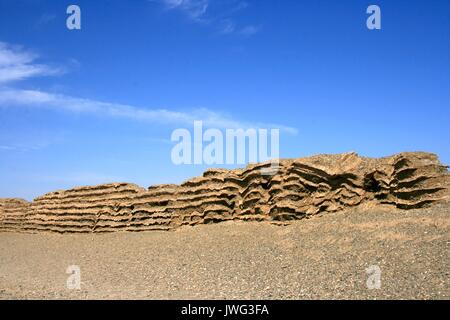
[{"xmin": 0, "ymin": 0, "xmax": 449, "ymax": 200}]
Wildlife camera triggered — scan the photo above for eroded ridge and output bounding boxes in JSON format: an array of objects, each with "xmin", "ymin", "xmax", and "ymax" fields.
[{"xmin": 1, "ymin": 152, "xmax": 449, "ymax": 233}]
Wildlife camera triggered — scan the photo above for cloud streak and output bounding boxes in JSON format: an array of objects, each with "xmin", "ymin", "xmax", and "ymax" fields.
[
  {"xmin": 239, "ymin": 24, "xmax": 261, "ymax": 36},
  {"xmin": 0, "ymin": 41, "xmax": 296, "ymax": 135},
  {"xmin": 0, "ymin": 143, "xmax": 48, "ymax": 152},
  {"xmin": 0, "ymin": 42, "xmax": 62, "ymax": 84},
  {"xmin": 162, "ymin": 0, "xmax": 209, "ymax": 20},
  {"xmin": 0, "ymin": 88, "xmax": 297, "ymax": 134},
  {"xmin": 155, "ymin": 0, "xmax": 260, "ymax": 36}
]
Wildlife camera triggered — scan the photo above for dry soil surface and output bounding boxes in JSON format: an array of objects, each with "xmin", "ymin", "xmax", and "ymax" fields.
[{"xmin": 0, "ymin": 203, "xmax": 449, "ymax": 299}]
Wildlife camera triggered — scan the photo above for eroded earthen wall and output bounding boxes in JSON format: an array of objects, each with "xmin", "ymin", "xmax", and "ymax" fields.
[{"xmin": 1, "ymin": 152, "xmax": 448, "ymax": 233}]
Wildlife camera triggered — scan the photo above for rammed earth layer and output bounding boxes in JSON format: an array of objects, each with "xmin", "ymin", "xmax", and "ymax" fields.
[{"xmin": 1, "ymin": 152, "xmax": 449, "ymax": 233}]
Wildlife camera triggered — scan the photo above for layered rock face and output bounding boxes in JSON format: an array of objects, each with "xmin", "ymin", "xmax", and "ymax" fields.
[{"xmin": 1, "ymin": 152, "xmax": 449, "ymax": 233}]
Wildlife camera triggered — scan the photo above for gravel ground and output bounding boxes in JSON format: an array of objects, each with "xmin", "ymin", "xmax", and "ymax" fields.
[{"xmin": 0, "ymin": 203, "xmax": 449, "ymax": 299}]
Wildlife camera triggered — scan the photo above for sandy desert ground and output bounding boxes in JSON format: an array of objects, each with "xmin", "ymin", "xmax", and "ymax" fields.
[{"xmin": 0, "ymin": 203, "xmax": 449, "ymax": 300}]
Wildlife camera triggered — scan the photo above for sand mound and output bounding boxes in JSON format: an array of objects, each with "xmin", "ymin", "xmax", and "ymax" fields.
[{"xmin": 1, "ymin": 152, "xmax": 449, "ymax": 233}]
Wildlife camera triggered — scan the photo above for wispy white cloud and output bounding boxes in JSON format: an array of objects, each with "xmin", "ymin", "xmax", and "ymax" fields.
[
  {"xmin": 219, "ymin": 19, "xmax": 235, "ymax": 34},
  {"xmin": 232, "ymin": 1, "xmax": 249, "ymax": 12},
  {"xmin": 153, "ymin": 0, "xmax": 260, "ymax": 36},
  {"xmin": 0, "ymin": 41, "xmax": 297, "ymax": 137},
  {"xmin": 0, "ymin": 88, "xmax": 297, "ymax": 134},
  {"xmin": 221, "ymin": 23, "xmax": 260, "ymax": 36},
  {"xmin": 0, "ymin": 42, "xmax": 63, "ymax": 84},
  {"xmin": 162, "ymin": 0, "xmax": 209, "ymax": 20},
  {"xmin": 0, "ymin": 143, "xmax": 48, "ymax": 152},
  {"xmin": 0, "ymin": 145, "xmax": 16, "ymax": 151},
  {"xmin": 239, "ymin": 24, "xmax": 261, "ymax": 36}
]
